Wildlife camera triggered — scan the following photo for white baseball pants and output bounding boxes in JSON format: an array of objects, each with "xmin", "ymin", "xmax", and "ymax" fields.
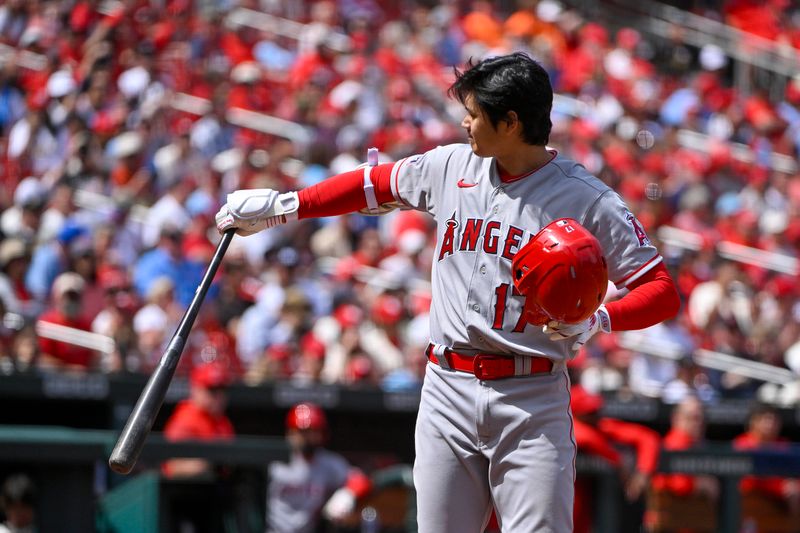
[{"xmin": 414, "ymin": 362, "xmax": 575, "ymax": 532}]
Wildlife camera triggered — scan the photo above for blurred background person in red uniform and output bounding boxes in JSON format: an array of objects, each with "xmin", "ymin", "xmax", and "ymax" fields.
[
  {"xmin": 648, "ymin": 395, "xmax": 719, "ymax": 533},
  {"xmin": 734, "ymin": 403, "xmax": 800, "ymax": 523},
  {"xmin": 162, "ymin": 360, "xmax": 235, "ymax": 478},
  {"xmin": 571, "ymin": 384, "xmax": 661, "ymax": 533},
  {"xmin": 266, "ymin": 402, "xmax": 371, "ymax": 533}
]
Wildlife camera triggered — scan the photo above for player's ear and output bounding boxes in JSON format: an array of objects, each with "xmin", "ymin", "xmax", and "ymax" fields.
[{"xmin": 503, "ymin": 111, "xmax": 521, "ymax": 137}]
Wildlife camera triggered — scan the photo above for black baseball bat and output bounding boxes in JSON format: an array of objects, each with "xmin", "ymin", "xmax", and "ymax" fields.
[{"xmin": 108, "ymin": 229, "xmax": 235, "ymax": 474}]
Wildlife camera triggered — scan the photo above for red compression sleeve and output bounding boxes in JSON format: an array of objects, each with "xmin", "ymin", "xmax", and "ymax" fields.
[
  {"xmin": 297, "ymin": 163, "xmax": 396, "ymax": 219},
  {"xmin": 604, "ymin": 262, "xmax": 680, "ymax": 331}
]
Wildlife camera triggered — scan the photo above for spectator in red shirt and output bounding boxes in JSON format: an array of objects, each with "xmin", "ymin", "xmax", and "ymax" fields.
[
  {"xmin": 162, "ymin": 361, "xmax": 235, "ymax": 478},
  {"xmin": 37, "ymin": 271, "xmax": 97, "ymax": 371},
  {"xmin": 648, "ymin": 396, "xmax": 719, "ymax": 533},
  {"xmin": 571, "ymin": 384, "xmax": 661, "ymax": 533},
  {"xmin": 652, "ymin": 396, "xmax": 719, "ymax": 499},
  {"xmin": 734, "ymin": 403, "xmax": 800, "ymax": 517}
]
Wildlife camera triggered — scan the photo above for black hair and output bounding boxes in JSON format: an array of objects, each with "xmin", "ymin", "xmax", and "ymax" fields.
[{"xmin": 448, "ymin": 52, "xmax": 553, "ymax": 146}]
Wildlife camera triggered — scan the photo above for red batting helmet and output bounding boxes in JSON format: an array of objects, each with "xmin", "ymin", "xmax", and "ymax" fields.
[
  {"xmin": 512, "ymin": 218, "xmax": 608, "ymax": 325},
  {"xmin": 285, "ymin": 403, "xmax": 328, "ymax": 432}
]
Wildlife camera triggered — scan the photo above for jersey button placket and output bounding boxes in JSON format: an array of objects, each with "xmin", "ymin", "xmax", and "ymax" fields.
[{"xmin": 491, "ymin": 186, "xmax": 504, "ymax": 215}]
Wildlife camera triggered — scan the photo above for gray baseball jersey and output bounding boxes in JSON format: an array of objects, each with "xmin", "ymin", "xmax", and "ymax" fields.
[
  {"xmin": 390, "ymin": 143, "xmax": 661, "ymax": 361},
  {"xmin": 387, "ymin": 143, "xmax": 661, "ymax": 533},
  {"xmin": 266, "ymin": 450, "xmax": 350, "ymax": 533}
]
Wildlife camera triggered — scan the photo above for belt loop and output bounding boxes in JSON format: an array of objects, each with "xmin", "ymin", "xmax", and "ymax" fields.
[
  {"xmin": 522, "ymin": 356, "xmax": 532, "ymax": 376},
  {"xmin": 432, "ymin": 343, "xmax": 450, "ymax": 370},
  {"xmin": 514, "ymin": 355, "xmax": 524, "ymax": 376}
]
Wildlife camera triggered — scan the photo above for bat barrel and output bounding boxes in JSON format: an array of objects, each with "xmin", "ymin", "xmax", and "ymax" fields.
[{"xmin": 108, "ymin": 230, "xmax": 235, "ymax": 474}]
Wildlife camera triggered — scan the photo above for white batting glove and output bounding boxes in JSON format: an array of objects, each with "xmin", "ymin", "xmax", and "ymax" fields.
[
  {"xmin": 543, "ymin": 305, "xmax": 611, "ymax": 351},
  {"xmin": 322, "ymin": 487, "xmax": 356, "ymax": 521},
  {"xmin": 214, "ymin": 189, "xmax": 300, "ymax": 236}
]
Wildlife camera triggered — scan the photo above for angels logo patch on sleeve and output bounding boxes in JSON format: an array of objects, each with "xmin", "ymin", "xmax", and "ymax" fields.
[{"xmin": 626, "ymin": 211, "xmax": 651, "ymax": 246}]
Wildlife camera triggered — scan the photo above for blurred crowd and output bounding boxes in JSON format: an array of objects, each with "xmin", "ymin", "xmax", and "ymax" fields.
[{"xmin": 0, "ymin": 0, "xmax": 799, "ymax": 405}]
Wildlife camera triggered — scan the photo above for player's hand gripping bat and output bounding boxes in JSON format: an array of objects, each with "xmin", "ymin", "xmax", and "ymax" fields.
[{"xmin": 108, "ymin": 229, "xmax": 235, "ymax": 474}]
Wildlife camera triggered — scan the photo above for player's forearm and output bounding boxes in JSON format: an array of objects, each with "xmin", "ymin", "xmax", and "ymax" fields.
[
  {"xmin": 604, "ymin": 263, "xmax": 680, "ymax": 331},
  {"xmin": 573, "ymin": 420, "xmax": 622, "ymax": 466},
  {"xmin": 298, "ymin": 163, "xmax": 396, "ymax": 219},
  {"xmin": 599, "ymin": 418, "xmax": 660, "ymax": 474}
]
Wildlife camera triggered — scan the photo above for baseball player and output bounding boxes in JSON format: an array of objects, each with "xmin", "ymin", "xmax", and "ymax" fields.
[
  {"xmin": 216, "ymin": 52, "xmax": 680, "ymax": 532},
  {"xmin": 266, "ymin": 403, "xmax": 371, "ymax": 533},
  {"xmin": 570, "ymin": 384, "xmax": 661, "ymax": 533}
]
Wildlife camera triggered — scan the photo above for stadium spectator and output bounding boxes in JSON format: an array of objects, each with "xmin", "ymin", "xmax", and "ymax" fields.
[
  {"xmin": 140, "ymin": 178, "xmax": 193, "ymax": 250},
  {"xmin": 36, "ymin": 271, "xmax": 96, "ymax": 371},
  {"xmin": 24, "ymin": 220, "xmax": 87, "ymax": 303},
  {"xmin": 359, "ymin": 292, "xmax": 405, "ymax": 375},
  {"xmin": 625, "ymin": 319, "xmax": 699, "ymax": 401},
  {"xmin": 648, "ymin": 396, "xmax": 719, "ymax": 532},
  {"xmin": 69, "ymin": 233, "xmax": 103, "ymax": 322},
  {"xmin": 132, "ymin": 225, "xmax": 194, "ymax": 307},
  {"xmin": 162, "ymin": 360, "xmax": 235, "ymax": 478},
  {"xmin": 571, "ymin": 384, "xmax": 662, "ymax": 533},
  {"xmin": 291, "ymin": 331, "xmax": 327, "ymax": 385},
  {"xmin": 91, "ymin": 268, "xmax": 138, "ymax": 372},
  {"xmin": 132, "ymin": 276, "xmax": 181, "ymax": 371},
  {"xmin": 661, "ymin": 357, "xmax": 719, "ymax": 405},
  {"xmin": 212, "ymin": 248, "xmax": 256, "ymax": 333},
  {"xmin": 381, "ymin": 305, "xmax": 429, "ymax": 392},
  {"xmin": 734, "ymin": 403, "xmax": 800, "ymax": 519},
  {"xmin": 0, "ymin": 176, "xmax": 46, "ymax": 245},
  {"xmin": 0, "ymin": 238, "xmax": 36, "ymax": 320},
  {"xmin": 38, "ymin": 180, "xmax": 76, "ymax": 244},
  {"xmin": 318, "ymin": 302, "xmax": 366, "ymax": 384},
  {"xmin": 99, "ymin": 196, "xmax": 145, "ymax": 269}
]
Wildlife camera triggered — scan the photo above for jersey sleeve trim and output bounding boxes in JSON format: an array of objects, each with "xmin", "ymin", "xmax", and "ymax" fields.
[
  {"xmin": 390, "ymin": 157, "xmax": 413, "ymax": 208},
  {"xmin": 613, "ymin": 254, "xmax": 663, "ymax": 288}
]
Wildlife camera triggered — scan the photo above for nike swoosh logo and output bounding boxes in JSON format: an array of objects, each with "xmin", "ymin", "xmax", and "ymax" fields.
[{"xmin": 457, "ymin": 179, "xmax": 478, "ymax": 188}]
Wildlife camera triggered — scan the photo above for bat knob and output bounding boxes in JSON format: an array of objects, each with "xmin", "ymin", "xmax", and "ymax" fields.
[{"xmin": 108, "ymin": 456, "xmax": 134, "ymax": 475}]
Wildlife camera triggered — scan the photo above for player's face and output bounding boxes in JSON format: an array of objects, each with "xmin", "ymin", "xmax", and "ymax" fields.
[
  {"xmin": 674, "ymin": 398, "xmax": 704, "ymax": 440},
  {"xmin": 194, "ymin": 385, "xmax": 227, "ymax": 415},
  {"xmin": 287, "ymin": 428, "xmax": 326, "ymax": 456},
  {"xmin": 751, "ymin": 412, "xmax": 780, "ymax": 441},
  {"xmin": 461, "ymin": 94, "xmax": 505, "ymax": 158}
]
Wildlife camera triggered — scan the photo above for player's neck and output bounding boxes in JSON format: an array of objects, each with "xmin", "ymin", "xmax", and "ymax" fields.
[{"xmin": 495, "ymin": 145, "xmax": 553, "ymax": 181}]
